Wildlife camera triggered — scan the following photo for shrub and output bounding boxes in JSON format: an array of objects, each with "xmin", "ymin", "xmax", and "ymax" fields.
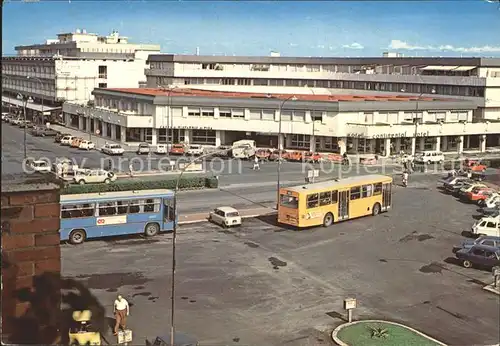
[
  {"xmin": 368, "ymin": 325, "xmax": 389, "ymax": 339},
  {"xmin": 61, "ymin": 176, "xmax": 218, "ymax": 195}
]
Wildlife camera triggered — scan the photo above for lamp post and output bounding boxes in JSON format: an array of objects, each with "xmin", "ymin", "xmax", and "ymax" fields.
[
  {"xmin": 276, "ymin": 95, "xmax": 297, "ymax": 206},
  {"xmin": 16, "ymin": 93, "xmax": 33, "ymax": 159},
  {"xmin": 158, "ymin": 84, "xmax": 179, "ymax": 150},
  {"xmin": 169, "ymin": 144, "xmax": 249, "ymax": 346},
  {"xmin": 27, "ymin": 76, "xmax": 45, "ymax": 125}
]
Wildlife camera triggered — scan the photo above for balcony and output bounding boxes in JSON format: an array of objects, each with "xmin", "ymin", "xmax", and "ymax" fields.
[
  {"xmin": 345, "ymin": 121, "xmax": 498, "ymax": 139},
  {"xmin": 145, "ymin": 68, "xmax": 172, "ymax": 77}
]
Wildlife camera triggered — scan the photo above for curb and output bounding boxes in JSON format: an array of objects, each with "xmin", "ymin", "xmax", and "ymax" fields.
[
  {"xmin": 178, "ymin": 210, "xmax": 277, "ymax": 225},
  {"xmin": 331, "ymin": 320, "xmax": 447, "ymax": 346}
]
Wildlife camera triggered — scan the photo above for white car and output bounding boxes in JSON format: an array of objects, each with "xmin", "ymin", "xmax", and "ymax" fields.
[
  {"xmin": 187, "ymin": 144, "xmax": 204, "ymax": 156},
  {"xmin": 60, "ymin": 135, "xmax": 75, "ymax": 146},
  {"xmin": 208, "ymin": 207, "xmax": 242, "ymax": 228},
  {"xmin": 155, "ymin": 144, "xmax": 169, "ymax": 155},
  {"xmin": 415, "ymin": 151, "xmax": 445, "ymax": 164},
  {"xmin": 29, "ymin": 160, "xmax": 51, "ymax": 173},
  {"xmin": 79, "ymin": 140, "xmax": 95, "ymax": 150},
  {"xmin": 73, "ymin": 169, "xmax": 117, "ymax": 185},
  {"xmin": 102, "ymin": 143, "xmax": 124, "ymax": 155}
]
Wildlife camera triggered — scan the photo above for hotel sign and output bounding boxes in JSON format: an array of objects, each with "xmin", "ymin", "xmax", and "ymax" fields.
[{"xmin": 347, "ymin": 131, "xmax": 430, "ymax": 139}]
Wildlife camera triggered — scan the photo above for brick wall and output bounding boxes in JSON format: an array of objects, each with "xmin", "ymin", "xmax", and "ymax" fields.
[{"xmin": 1, "ymin": 173, "xmax": 61, "ymax": 344}]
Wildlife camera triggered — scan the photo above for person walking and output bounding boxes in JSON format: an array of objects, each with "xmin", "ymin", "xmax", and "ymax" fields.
[
  {"xmin": 113, "ymin": 294, "xmax": 129, "ymax": 335},
  {"xmin": 128, "ymin": 162, "xmax": 134, "ymax": 177},
  {"xmin": 252, "ymin": 156, "xmax": 260, "ymax": 170}
]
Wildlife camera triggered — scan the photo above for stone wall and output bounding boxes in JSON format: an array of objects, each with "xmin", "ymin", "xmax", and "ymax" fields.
[{"xmin": 1, "ymin": 173, "xmax": 61, "ymax": 344}]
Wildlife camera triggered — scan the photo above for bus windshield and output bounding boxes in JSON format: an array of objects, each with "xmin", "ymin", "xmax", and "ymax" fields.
[{"xmin": 280, "ymin": 194, "xmax": 298, "ymax": 208}]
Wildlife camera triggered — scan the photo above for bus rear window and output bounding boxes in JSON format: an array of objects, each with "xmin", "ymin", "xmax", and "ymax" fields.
[{"xmin": 280, "ymin": 194, "xmax": 298, "ymax": 209}]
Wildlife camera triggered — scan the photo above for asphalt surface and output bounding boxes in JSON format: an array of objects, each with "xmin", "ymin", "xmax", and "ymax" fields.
[{"xmin": 62, "ymin": 175, "xmax": 500, "ymax": 346}]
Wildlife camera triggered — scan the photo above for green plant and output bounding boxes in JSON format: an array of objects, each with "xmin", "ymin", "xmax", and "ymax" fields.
[{"xmin": 368, "ymin": 325, "xmax": 389, "ymax": 339}]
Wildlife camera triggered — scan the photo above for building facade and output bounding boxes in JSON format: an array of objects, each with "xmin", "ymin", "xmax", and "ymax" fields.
[
  {"xmin": 62, "ymin": 88, "xmax": 500, "ymax": 156},
  {"xmin": 145, "ymin": 55, "xmax": 500, "ymax": 121},
  {"xmin": 1, "ymin": 29, "xmax": 160, "ymax": 122}
]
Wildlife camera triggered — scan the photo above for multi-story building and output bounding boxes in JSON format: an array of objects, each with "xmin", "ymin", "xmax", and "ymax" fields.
[
  {"xmin": 62, "ymin": 87, "xmax": 500, "ymax": 156},
  {"xmin": 145, "ymin": 55, "xmax": 500, "ymax": 121},
  {"xmin": 1, "ymin": 29, "xmax": 160, "ymax": 122}
]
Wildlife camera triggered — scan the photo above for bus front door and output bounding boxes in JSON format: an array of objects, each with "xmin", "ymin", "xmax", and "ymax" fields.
[
  {"xmin": 382, "ymin": 183, "xmax": 391, "ymax": 211},
  {"xmin": 163, "ymin": 198, "xmax": 175, "ymax": 229},
  {"xmin": 338, "ymin": 190, "xmax": 349, "ymax": 220}
]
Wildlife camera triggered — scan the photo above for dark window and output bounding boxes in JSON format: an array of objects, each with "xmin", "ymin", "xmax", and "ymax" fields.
[
  {"xmin": 361, "ymin": 184, "xmax": 373, "ymax": 198},
  {"xmin": 307, "ymin": 193, "xmax": 319, "ymax": 209},
  {"xmin": 350, "ymin": 186, "xmax": 361, "ymax": 200},
  {"xmin": 98, "ymin": 83, "xmax": 107, "ymax": 88},
  {"xmin": 331, "ymin": 190, "xmax": 338, "ymax": 203},
  {"xmin": 472, "ymin": 248, "xmax": 485, "ymax": 256},
  {"xmin": 98, "ymin": 65, "xmax": 107, "ymax": 78},
  {"xmin": 483, "ymin": 240, "xmax": 495, "ymax": 247},
  {"xmin": 374, "ymin": 183, "xmax": 383, "ymax": 195},
  {"xmin": 117, "ymin": 201, "xmax": 128, "ymax": 214},
  {"xmin": 319, "ymin": 192, "xmax": 331, "ymax": 206},
  {"xmin": 280, "ymin": 194, "xmax": 298, "ymax": 209}
]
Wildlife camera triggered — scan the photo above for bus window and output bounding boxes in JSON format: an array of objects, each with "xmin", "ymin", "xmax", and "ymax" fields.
[
  {"xmin": 144, "ymin": 199, "xmax": 155, "ymax": 212},
  {"xmin": 331, "ymin": 190, "xmax": 338, "ymax": 203},
  {"xmin": 350, "ymin": 186, "xmax": 361, "ymax": 200},
  {"xmin": 307, "ymin": 193, "xmax": 319, "ymax": 209},
  {"xmin": 362, "ymin": 184, "xmax": 373, "ymax": 198},
  {"xmin": 374, "ymin": 183, "xmax": 382, "ymax": 195},
  {"xmin": 319, "ymin": 192, "xmax": 331, "ymax": 206},
  {"xmin": 116, "ymin": 201, "xmax": 128, "ymax": 214},
  {"xmin": 61, "ymin": 207, "xmax": 71, "ymax": 219},
  {"xmin": 81, "ymin": 204, "xmax": 95, "ymax": 217},
  {"xmin": 280, "ymin": 195, "xmax": 298, "ymax": 208},
  {"xmin": 129, "ymin": 200, "xmax": 140, "ymax": 213},
  {"xmin": 106, "ymin": 203, "xmax": 117, "ymax": 216}
]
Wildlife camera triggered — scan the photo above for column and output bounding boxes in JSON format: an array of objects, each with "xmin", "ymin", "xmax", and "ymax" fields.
[
  {"xmin": 120, "ymin": 126, "xmax": 126, "ymax": 143},
  {"xmin": 395, "ymin": 138, "xmax": 402, "ymax": 154},
  {"xmin": 441, "ymin": 136, "xmax": 448, "ymax": 152},
  {"xmin": 352, "ymin": 138, "xmax": 359, "ymax": 153},
  {"xmin": 339, "ymin": 137, "xmax": 347, "ymax": 155},
  {"xmin": 480, "ymin": 135, "xmax": 486, "ymax": 152},
  {"xmin": 319, "ymin": 136, "xmax": 325, "ymax": 151},
  {"xmin": 102, "ymin": 122, "xmax": 108, "ymax": 138},
  {"xmin": 465, "ymin": 135, "xmax": 470, "ymax": 150},
  {"xmin": 384, "ymin": 138, "xmax": 391, "ymax": 157},
  {"xmin": 78, "ymin": 116, "xmax": 84, "ymax": 130},
  {"xmin": 435, "ymin": 136, "xmax": 441, "ymax": 151},
  {"xmin": 309, "ymin": 135, "xmax": 316, "ymax": 152},
  {"xmin": 411, "ymin": 137, "xmax": 416, "ymax": 156},
  {"xmin": 151, "ymin": 128, "xmax": 158, "ymax": 146},
  {"xmin": 110, "ymin": 124, "xmax": 117, "ymax": 140},
  {"xmin": 215, "ymin": 130, "xmax": 222, "ymax": 147},
  {"xmin": 184, "ymin": 129, "xmax": 191, "ymax": 144},
  {"xmin": 286, "ymin": 135, "xmax": 292, "ymax": 149},
  {"xmin": 278, "ymin": 134, "xmax": 285, "ymax": 150},
  {"xmin": 419, "ymin": 138, "xmax": 425, "ymax": 152},
  {"xmin": 458, "ymin": 135, "xmax": 464, "ymax": 154},
  {"xmin": 140, "ymin": 128, "xmax": 145, "ymax": 142}
]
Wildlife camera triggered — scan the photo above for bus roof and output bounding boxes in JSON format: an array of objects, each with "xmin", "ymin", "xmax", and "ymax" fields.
[
  {"xmin": 284, "ymin": 174, "xmax": 392, "ymax": 193},
  {"xmin": 60, "ymin": 189, "xmax": 174, "ymax": 204}
]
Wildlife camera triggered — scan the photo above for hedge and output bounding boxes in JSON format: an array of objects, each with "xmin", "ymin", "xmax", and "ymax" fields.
[{"xmin": 61, "ymin": 176, "xmax": 218, "ymax": 195}]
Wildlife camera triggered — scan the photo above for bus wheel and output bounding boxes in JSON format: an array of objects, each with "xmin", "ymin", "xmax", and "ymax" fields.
[
  {"xmin": 323, "ymin": 213, "xmax": 334, "ymax": 227},
  {"xmin": 372, "ymin": 203, "xmax": 381, "ymax": 216},
  {"xmin": 144, "ymin": 223, "xmax": 160, "ymax": 237},
  {"xmin": 69, "ymin": 229, "xmax": 86, "ymax": 245}
]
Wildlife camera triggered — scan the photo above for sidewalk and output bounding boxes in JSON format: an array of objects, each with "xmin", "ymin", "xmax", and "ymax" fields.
[
  {"xmin": 178, "ymin": 206, "xmax": 276, "ymax": 225},
  {"xmin": 49, "ymin": 124, "xmax": 134, "ymax": 151}
]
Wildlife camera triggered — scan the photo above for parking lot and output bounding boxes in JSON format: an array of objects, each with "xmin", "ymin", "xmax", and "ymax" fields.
[{"xmin": 62, "ymin": 175, "xmax": 500, "ymax": 346}]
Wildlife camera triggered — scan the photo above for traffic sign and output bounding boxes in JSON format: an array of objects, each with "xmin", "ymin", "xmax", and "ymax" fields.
[{"xmin": 95, "ymin": 129, "xmax": 100, "ymax": 135}]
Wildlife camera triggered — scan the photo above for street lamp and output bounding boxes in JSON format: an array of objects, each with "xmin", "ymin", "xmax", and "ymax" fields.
[
  {"xmin": 169, "ymin": 144, "xmax": 250, "ymax": 346},
  {"xmin": 158, "ymin": 84, "xmax": 179, "ymax": 150},
  {"xmin": 16, "ymin": 93, "xmax": 33, "ymax": 159},
  {"xmin": 27, "ymin": 76, "xmax": 45, "ymax": 125},
  {"xmin": 276, "ymin": 95, "xmax": 297, "ymax": 206}
]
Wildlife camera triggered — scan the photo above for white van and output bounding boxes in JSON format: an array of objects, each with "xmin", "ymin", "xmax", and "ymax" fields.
[
  {"xmin": 471, "ymin": 216, "xmax": 500, "ymax": 237},
  {"xmin": 415, "ymin": 151, "xmax": 445, "ymax": 164},
  {"xmin": 232, "ymin": 139, "xmax": 256, "ymax": 159},
  {"xmin": 155, "ymin": 144, "xmax": 169, "ymax": 154}
]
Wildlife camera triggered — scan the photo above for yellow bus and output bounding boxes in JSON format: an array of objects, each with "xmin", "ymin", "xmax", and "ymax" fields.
[{"xmin": 278, "ymin": 174, "xmax": 393, "ymax": 228}]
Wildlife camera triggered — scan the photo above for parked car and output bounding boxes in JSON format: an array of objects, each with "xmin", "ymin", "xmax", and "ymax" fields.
[
  {"xmin": 442, "ymin": 175, "xmax": 469, "ymax": 187},
  {"xmin": 464, "ymin": 187, "xmax": 496, "ymax": 204},
  {"xmin": 55, "ymin": 133, "xmax": 71, "ymax": 143},
  {"xmin": 454, "ymin": 182, "xmax": 487, "ymax": 197},
  {"xmin": 137, "ymin": 143, "xmax": 151, "ymax": 155},
  {"xmin": 187, "ymin": 144, "xmax": 203, "ymax": 156},
  {"xmin": 155, "ymin": 144, "xmax": 169, "ymax": 155},
  {"xmin": 79, "ymin": 140, "xmax": 95, "ymax": 150},
  {"xmin": 102, "ymin": 143, "xmax": 125, "ymax": 156},
  {"xmin": 169, "ymin": 144, "xmax": 186, "ymax": 156},
  {"xmin": 31, "ymin": 127, "xmax": 60, "ymax": 137},
  {"xmin": 60, "ymin": 135, "xmax": 75, "ymax": 146},
  {"xmin": 414, "ymin": 151, "xmax": 445, "ymax": 164},
  {"xmin": 255, "ymin": 149, "xmax": 272, "ymax": 161},
  {"xmin": 453, "ymin": 236, "xmax": 500, "ymax": 254},
  {"xmin": 1, "ymin": 112, "xmax": 9, "ymax": 121},
  {"xmin": 287, "ymin": 151, "xmax": 304, "ymax": 162},
  {"xmin": 481, "ymin": 205, "xmax": 500, "ymax": 217},
  {"xmin": 470, "ymin": 216, "xmax": 500, "ymax": 237},
  {"xmin": 73, "ymin": 169, "xmax": 117, "ymax": 185},
  {"xmin": 482, "ymin": 194, "xmax": 500, "ymax": 208},
  {"xmin": 214, "ymin": 145, "xmax": 232, "ymax": 158},
  {"xmin": 269, "ymin": 149, "xmax": 286, "ymax": 161},
  {"xmin": 304, "ymin": 152, "xmax": 322, "ymax": 163},
  {"xmin": 53, "ymin": 158, "xmax": 79, "ymax": 176},
  {"xmin": 455, "ymin": 244, "xmax": 500, "ymax": 269},
  {"xmin": 28, "ymin": 160, "xmax": 51, "ymax": 173},
  {"xmin": 465, "ymin": 159, "xmax": 488, "ymax": 172},
  {"xmin": 71, "ymin": 137, "xmax": 84, "ymax": 148},
  {"xmin": 208, "ymin": 207, "xmax": 242, "ymax": 228},
  {"xmin": 446, "ymin": 180, "xmax": 473, "ymax": 195},
  {"xmin": 10, "ymin": 117, "xmax": 22, "ymax": 126}
]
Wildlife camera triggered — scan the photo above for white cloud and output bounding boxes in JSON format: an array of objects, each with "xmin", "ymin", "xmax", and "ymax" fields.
[
  {"xmin": 316, "ymin": 44, "xmax": 325, "ymax": 49},
  {"xmin": 288, "ymin": 43, "xmax": 299, "ymax": 47},
  {"xmin": 342, "ymin": 42, "xmax": 364, "ymax": 50},
  {"xmin": 388, "ymin": 39, "xmax": 500, "ymax": 53}
]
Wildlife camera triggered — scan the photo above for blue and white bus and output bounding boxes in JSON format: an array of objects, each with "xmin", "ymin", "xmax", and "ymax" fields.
[{"xmin": 60, "ymin": 189, "xmax": 176, "ymax": 244}]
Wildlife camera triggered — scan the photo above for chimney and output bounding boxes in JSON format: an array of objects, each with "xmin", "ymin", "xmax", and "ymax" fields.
[{"xmin": 196, "ymin": 47, "xmax": 200, "ymax": 56}]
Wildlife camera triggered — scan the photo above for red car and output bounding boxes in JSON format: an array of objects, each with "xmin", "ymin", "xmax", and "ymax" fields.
[
  {"xmin": 465, "ymin": 187, "xmax": 496, "ymax": 204},
  {"xmin": 169, "ymin": 144, "xmax": 186, "ymax": 155},
  {"xmin": 303, "ymin": 152, "xmax": 322, "ymax": 163}
]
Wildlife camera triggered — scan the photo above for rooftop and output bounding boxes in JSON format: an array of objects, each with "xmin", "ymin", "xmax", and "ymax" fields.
[{"xmin": 104, "ymin": 87, "xmax": 450, "ymax": 102}]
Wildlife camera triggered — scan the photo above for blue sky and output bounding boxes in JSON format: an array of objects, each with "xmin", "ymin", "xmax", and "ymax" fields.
[{"xmin": 3, "ymin": 1, "xmax": 500, "ymax": 57}]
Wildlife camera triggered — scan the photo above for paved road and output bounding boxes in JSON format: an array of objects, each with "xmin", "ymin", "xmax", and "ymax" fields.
[{"xmin": 62, "ymin": 175, "xmax": 500, "ymax": 346}]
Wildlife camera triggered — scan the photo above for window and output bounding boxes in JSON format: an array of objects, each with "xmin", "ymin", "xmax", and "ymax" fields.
[
  {"xmin": 311, "ymin": 111, "xmax": 323, "ymax": 122},
  {"xmin": 222, "ymin": 78, "xmax": 234, "ymax": 85},
  {"xmin": 192, "ymin": 130, "xmax": 216, "ymax": 145},
  {"xmin": 486, "ymin": 222, "xmax": 496, "ymax": 228},
  {"xmin": 331, "ymin": 190, "xmax": 338, "ymax": 203},
  {"xmin": 145, "ymin": 128, "xmax": 153, "ymax": 143},
  {"xmin": 188, "ymin": 108, "xmax": 201, "ymax": 117},
  {"xmin": 290, "ymin": 134, "xmax": 310, "ymax": 149},
  {"xmin": 219, "ymin": 108, "xmax": 231, "ymax": 118},
  {"xmin": 350, "ymin": 186, "xmax": 361, "ymax": 200},
  {"xmin": 374, "ymin": 183, "xmax": 382, "ymax": 195},
  {"xmin": 280, "ymin": 194, "xmax": 298, "ymax": 209},
  {"xmin": 253, "ymin": 79, "xmax": 268, "ymax": 86},
  {"xmin": 293, "ymin": 110, "xmax": 305, "ymax": 122},
  {"xmin": 262, "ymin": 109, "xmax": 274, "ymax": 120},
  {"xmin": 237, "ymin": 79, "xmax": 251, "ymax": 85},
  {"xmin": 98, "ymin": 65, "xmax": 107, "ymax": 79},
  {"xmin": 280, "ymin": 110, "xmax": 292, "ymax": 121},
  {"xmin": 231, "ymin": 109, "xmax": 245, "ymax": 118},
  {"xmin": 472, "ymin": 248, "xmax": 485, "ymax": 256},
  {"xmin": 201, "ymin": 108, "xmax": 214, "ymax": 117},
  {"xmin": 98, "ymin": 83, "xmax": 107, "ymax": 88},
  {"xmin": 319, "ymin": 192, "xmax": 331, "ymax": 206},
  {"xmin": 307, "ymin": 193, "xmax": 319, "ymax": 209},
  {"xmin": 306, "ymin": 65, "xmax": 320, "ymax": 72},
  {"xmin": 483, "ymin": 240, "xmax": 495, "ymax": 247},
  {"xmin": 61, "ymin": 204, "xmax": 95, "ymax": 218},
  {"xmin": 249, "ymin": 109, "xmax": 261, "ymax": 120},
  {"xmin": 285, "ymin": 79, "xmax": 300, "ymax": 87},
  {"xmin": 361, "ymin": 184, "xmax": 373, "ymax": 198}
]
